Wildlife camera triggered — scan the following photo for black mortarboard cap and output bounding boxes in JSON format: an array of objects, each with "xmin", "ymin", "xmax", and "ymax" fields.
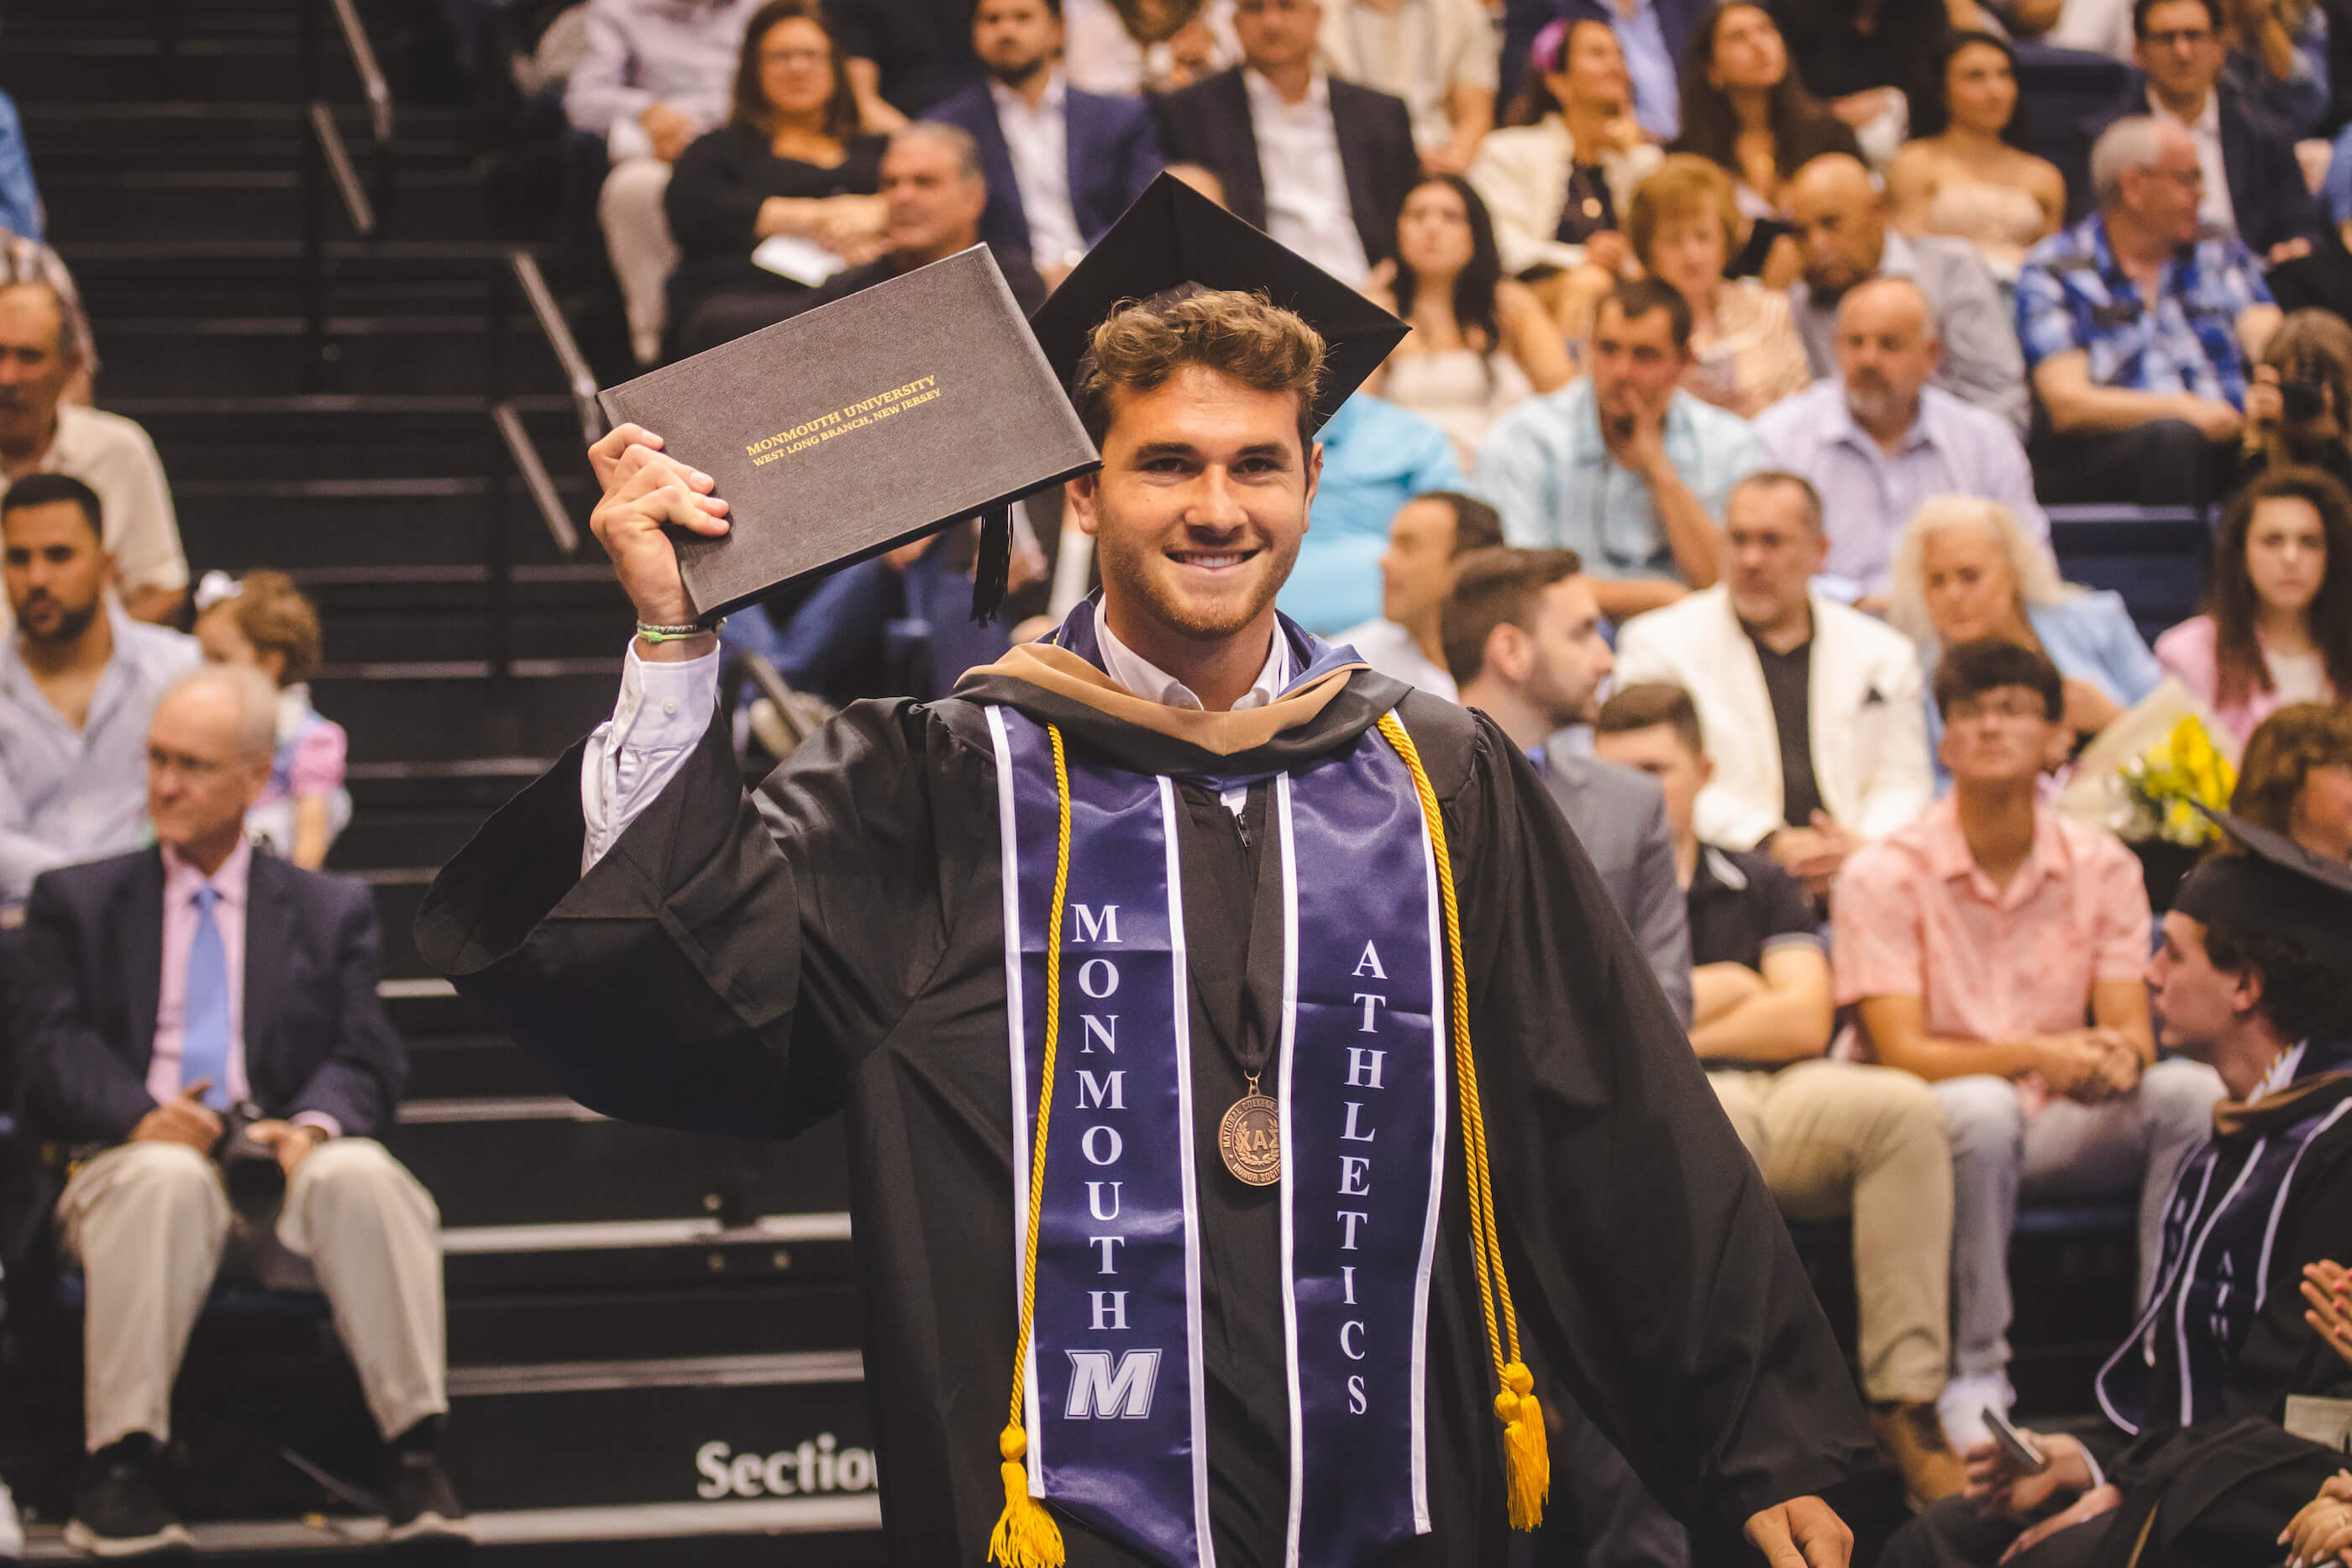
[
  {"xmin": 1027, "ymin": 172, "xmax": 1409, "ymax": 437},
  {"xmin": 2175, "ymin": 808, "xmax": 2352, "ymax": 968}
]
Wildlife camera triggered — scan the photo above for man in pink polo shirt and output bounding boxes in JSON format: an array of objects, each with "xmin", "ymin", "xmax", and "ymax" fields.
[{"xmin": 1832, "ymin": 640, "xmax": 2223, "ymax": 1458}]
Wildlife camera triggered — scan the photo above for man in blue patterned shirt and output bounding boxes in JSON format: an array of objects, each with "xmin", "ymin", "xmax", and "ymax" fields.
[{"xmin": 2015, "ymin": 115, "xmax": 2279, "ymax": 507}]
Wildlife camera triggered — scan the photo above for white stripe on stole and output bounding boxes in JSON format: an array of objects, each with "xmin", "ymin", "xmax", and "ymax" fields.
[
  {"xmin": 1157, "ymin": 775, "xmax": 1219, "ymax": 1567},
  {"xmin": 1275, "ymin": 771, "xmax": 1306, "ymax": 1568},
  {"xmin": 2097, "ymin": 1152, "xmax": 2214, "ymax": 1435},
  {"xmin": 2255, "ymin": 1097, "xmax": 2352, "ymax": 1313},
  {"xmin": 2171, "ymin": 1146, "xmax": 2267, "ymax": 1424},
  {"xmin": 1407, "ymin": 771, "xmax": 1447, "ymax": 1534},
  {"xmin": 984, "ymin": 707, "xmax": 1046, "ymax": 1493}
]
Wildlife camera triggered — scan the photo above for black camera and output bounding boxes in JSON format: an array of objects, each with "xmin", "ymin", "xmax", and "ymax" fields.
[
  {"xmin": 2280, "ymin": 377, "xmax": 2328, "ymax": 422},
  {"xmin": 213, "ymin": 1101, "xmax": 288, "ymax": 1219}
]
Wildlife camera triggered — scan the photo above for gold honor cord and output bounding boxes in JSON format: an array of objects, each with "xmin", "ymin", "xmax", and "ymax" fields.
[
  {"xmin": 1377, "ymin": 711, "xmax": 1549, "ymax": 1531},
  {"xmin": 990, "ymin": 723, "xmax": 1072, "ymax": 1568},
  {"xmin": 989, "ymin": 717, "xmax": 1547, "ymax": 1568}
]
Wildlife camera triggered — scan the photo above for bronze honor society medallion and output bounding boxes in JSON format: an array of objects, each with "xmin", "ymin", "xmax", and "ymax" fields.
[{"xmin": 1218, "ymin": 1075, "xmax": 1282, "ymax": 1186}]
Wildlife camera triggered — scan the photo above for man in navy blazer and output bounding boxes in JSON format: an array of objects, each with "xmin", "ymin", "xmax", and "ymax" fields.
[
  {"xmin": 924, "ymin": 0, "xmax": 1163, "ymax": 281},
  {"xmin": 2082, "ymin": 0, "xmax": 2321, "ymax": 260},
  {"xmin": 1155, "ymin": 0, "xmax": 1417, "ymax": 283},
  {"xmin": 17, "ymin": 666, "xmax": 463, "ymax": 1556}
]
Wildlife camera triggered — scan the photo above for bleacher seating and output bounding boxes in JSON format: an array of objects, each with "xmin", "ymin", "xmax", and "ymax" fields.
[
  {"xmin": 2046, "ymin": 503, "xmax": 2214, "ymax": 645},
  {"xmin": 0, "ymin": 3, "xmax": 883, "ymax": 1560}
]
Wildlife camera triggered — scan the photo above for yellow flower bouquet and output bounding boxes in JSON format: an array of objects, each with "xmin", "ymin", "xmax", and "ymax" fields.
[{"xmin": 2118, "ymin": 715, "xmax": 2238, "ymax": 847}]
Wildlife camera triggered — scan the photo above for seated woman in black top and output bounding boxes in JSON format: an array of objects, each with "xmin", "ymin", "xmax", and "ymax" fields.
[
  {"xmin": 665, "ymin": 0, "xmax": 890, "ymax": 356},
  {"xmin": 1669, "ymin": 1, "xmax": 1859, "ymax": 283}
]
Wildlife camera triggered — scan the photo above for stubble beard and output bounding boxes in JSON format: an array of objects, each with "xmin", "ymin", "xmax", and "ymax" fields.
[{"xmin": 1094, "ymin": 509, "xmax": 1295, "ymax": 648}]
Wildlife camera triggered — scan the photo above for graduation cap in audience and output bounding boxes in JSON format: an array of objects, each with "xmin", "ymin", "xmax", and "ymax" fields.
[{"xmin": 2174, "ymin": 809, "xmax": 2352, "ymax": 968}]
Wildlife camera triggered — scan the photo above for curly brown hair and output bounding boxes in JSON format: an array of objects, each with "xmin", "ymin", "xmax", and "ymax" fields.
[
  {"xmin": 207, "ymin": 569, "xmax": 323, "ymax": 688},
  {"xmin": 2231, "ymin": 701, "xmax": 2352, "ymax": 838},
  {"xmin": 1071, "ymin": 286, "xmax": 1326, "ymax": 454}
]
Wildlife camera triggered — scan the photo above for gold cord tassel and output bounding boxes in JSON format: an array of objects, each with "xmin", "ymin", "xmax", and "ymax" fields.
[
  {"xmin": 1378, "ymin": 712, "xmax": 1548, "ymax": 1532},
  {"xmin": 990, "ymin": 724, "xmax": 1073, "ymax": 1568},
  {"xmin": 1496, "ymin": 1361, "xmax": 1550, "ymax": 1529}
]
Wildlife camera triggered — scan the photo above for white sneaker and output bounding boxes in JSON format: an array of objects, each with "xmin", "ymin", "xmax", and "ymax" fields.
[{"xmin": 1938, "ymin": 1371, "xmax": 2013, "ymax": 1456}]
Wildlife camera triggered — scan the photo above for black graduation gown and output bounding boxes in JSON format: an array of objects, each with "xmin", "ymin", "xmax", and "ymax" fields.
[{"xmin": 415, "ymin": 663, "xmax": 1880, "ymax": 1565}]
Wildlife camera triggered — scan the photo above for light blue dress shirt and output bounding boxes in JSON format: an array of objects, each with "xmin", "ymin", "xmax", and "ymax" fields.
[
  {"xmin": 1278, "ymin": 393, "xmax": 1463, "ymax": 635},
  {"xmin": 0, "ymin": 603, "xmax": 202, "ymax": 905},
  {"xmin": 1751, "ymin": 380, "xmax": 2049, "ymax": 597},
  {"xmin": 1611, "ymin": 0, "xmax": 1680, "ymax": 142},
  {"xmin": 1469, "ymin": 378, "xmax": 1765, "ymax": 579}
]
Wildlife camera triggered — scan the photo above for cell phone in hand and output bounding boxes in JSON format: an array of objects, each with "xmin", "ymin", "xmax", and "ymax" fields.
[{"xmin": 1983, "ymin": 1408, "xmax": 2049, "ymax": 1475}]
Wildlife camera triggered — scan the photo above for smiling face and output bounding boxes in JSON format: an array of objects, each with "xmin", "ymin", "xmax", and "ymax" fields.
[
  {"xmin": 1069, "ymin": 363, "xmax": 1319, "ymax": 648},
  {"xmin": 1547, "ymin": 18, "xmax": 1630, "ymax": 113},
  {"xmin": 2245, "ymin": 495, "xmax": 2328, "ymax": 621},
  {"xmin": 756, "ymin": 14, "xmax": 840, "ymax": 122}
]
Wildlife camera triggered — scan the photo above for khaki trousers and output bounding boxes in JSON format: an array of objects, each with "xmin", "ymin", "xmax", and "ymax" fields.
[
  {"xmin": 1708, "ymin": 1061, "xmax": 1953, "ymax": 1404},
  {"xmin": 598, "ymin": 155, "xmax": 677, "ymax": 364},
  {"xmin": 59, "ymin": 1139, "xmax": 448, "ymax": 1452}
]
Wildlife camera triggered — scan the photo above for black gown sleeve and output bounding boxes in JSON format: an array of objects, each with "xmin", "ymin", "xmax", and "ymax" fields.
[
  {"xmin": 664, "ymin": 127, "xmax": 773, "ymax": 258},
  {"xmin": 414, "ymin": 699, "xmax": 975, "ymax": 1141},
  {"xmin": 1440, "ymin": 708, "xmax": 1881, "ymax": 1541}
]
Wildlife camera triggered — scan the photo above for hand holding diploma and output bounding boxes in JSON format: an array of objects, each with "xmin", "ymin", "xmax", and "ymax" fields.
[{"xmin": 586, "ymin": 423, "xmax": 730, "ymax": 658}]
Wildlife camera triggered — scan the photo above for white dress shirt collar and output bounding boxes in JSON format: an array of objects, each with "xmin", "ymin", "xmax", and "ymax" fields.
[
  {"xmin": 989, "ymin": 68, "xmax": 1068, "ymax": 118},
  {"xmin": 1242, "ymin": 64, "xmax": 1332, "ymax": 113},
  {"xmin": 1095, "ymin": 610, "xmax": 1292, "ymax": 711}
]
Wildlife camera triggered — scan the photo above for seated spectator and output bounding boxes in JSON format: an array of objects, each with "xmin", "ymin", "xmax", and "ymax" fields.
[
  {"xmin": 1154, "ymin": 0, "xmax": 1417, "ymax": 286},
  {"xmin": 1753, "ymin": 276, "xmax": 2046, "ymax": 599},
  {"xmin": 777, "ymin": 123, "xmax": 1047, "ymax": 318},
  {"xmin": 1473, "ymin": 279, "xmax": 1765, "ymax": 619},
  {"xmin": 0, "ymin": 231, "xmax": 96, "ymax": 405},
  {"xmin": 1834, "ymin": 638, "xmax": 2223, "ymax": 1453},
  {"xmin": 1337, "ymin": 489, "xmax": 1506, "ymax": 697},
  {"xmin": 1883, "ymin": 31, "xmax": 2066, "ymax": 280},
  {"xmin": 18, "ymin": 666, "xmax": 462, "ymax": 1556},
  {"xmin": 2237, "ymin": 307, "xmax": 2352, "ymax": 490},
  {"xmin": 1890, "ymin": 496, "xmax": 2161, "ymax": 752},
  {"xmin": 2154, "ymin": 465, "xmax": 2351, "ymax": 741},
  {"xmin": 1365, "ymin": 176, "xmax": 1572, "ymax": 464},
  {"xmin": 2040, "ymin": 0, "xmax": 2137, "ymax": 57},
  {"xmin": 1626, "ymin": 154, "xmax": 1812, "ymax": 417},
  {"xmin": 2232, "ymin": 700, "xmax": 2352, "ymax": 859},
  {"xmin": 192, "ymin": 571, "xmax": 350, "ymax": 872},
  {"xmin": 925, "ymin": 0, "xmax": 1163, "ymax": 285},
  {"xmin": 564, "ymin": 0, "xmax": 759, "ymax": 365},
  {"xmin": 1887, "ymin": 819, "xmax": 2352, "ymax": 1567},
  {"xmin": 1445, "ymin": 544, "xmax": 1693, "ymax": 1022},
  {"xmin": 1466, "ymin": 18, "xmax": 1660, "ymax": 281},
  {"xmin": 1061, "ymin": 0, "xmax": 1237, "ymax": 96},
  {"xmin": 1614, "ymin": 471, "xmax": 1929, "ymax": 889},
  {"xmin": 664, "ymin": 0, "xmax": 888, "ymax": 356},
  {"xmin": 829, "ymin": 0, "xmax": 981, "ymax": 120},
  {"xmin": 2092, "ymin": 0, "xmax": 2322, "ymax": 264},
  {"xmin": 1668, "ymin": 0, "xmax": 1859, "ymax": 270},
  {"xmin": 0, "ymin": 282, "xmax": 186, "ymax": 626},
  {"xmin": 1540, "ymin": 0, "xmax": 1704, "ymax": 141},
  {"xmin": 0, "ymin": 475, "xmax": 199, "ymax": 910},
  {"xmin": 2016, "ymin": 116, "xmax": 2280, "ymax": 508},
  {"xmin": 1593, "ymin": 680, "xmax": 1962, "ymax": 1506},
  {"xmin": 1763, "ymin": 0, "xmax": 1950, "ymax": 163},
  {"xmin": 2216, "ymin": 0, "xmax": 2330, "ymax": 138},
  {"xmin": 1784, "ymin": 152, "xmax": 2028, "ymax": 433},
  {"xmin": 1316, "ymin": 0, "xmax": 1499, "ymax": 175},
  {"xmin": 0, "ymin": 88, "xmax": 39, "ymax": 244},
  {"xmin": 1278, "ymin": 392, "xmax": 1462, "ymax": 632}
]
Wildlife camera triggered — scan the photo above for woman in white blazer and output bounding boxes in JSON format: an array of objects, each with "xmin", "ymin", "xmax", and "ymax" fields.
[{"xmin": 1466, "ymin": 18, "xmax": 1660, "ymax": 278}]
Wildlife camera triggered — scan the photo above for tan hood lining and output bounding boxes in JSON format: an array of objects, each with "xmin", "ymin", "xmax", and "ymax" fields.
[{"xmin": 960, "ymin": 641, "xmax": 1370, "ymax": 758}]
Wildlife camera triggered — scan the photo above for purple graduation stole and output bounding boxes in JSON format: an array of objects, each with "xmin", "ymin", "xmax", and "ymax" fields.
[{"xmin": 984, "ymin": 700, "xmax": 1449, "ymax": 1568}]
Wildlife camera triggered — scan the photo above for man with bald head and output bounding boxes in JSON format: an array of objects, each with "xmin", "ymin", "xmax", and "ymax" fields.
[
  {"xmin": 1784, "ymin": 153, "xmax": 2027, "ymax": 436},
  {"xmin": 2017, "ymin": 115, "xmax": 2280, "ymax": 506},
  {"xmin": 0, "ymin": 281, "xmax": 186, "ymax": 625},
  {"xmin": 18, "ymin": 665, "xmax": 465, "ymax": 1554},
  {"xmin": 1754, "ymin": 276, "xmax": 2046, "ymax": 599}
]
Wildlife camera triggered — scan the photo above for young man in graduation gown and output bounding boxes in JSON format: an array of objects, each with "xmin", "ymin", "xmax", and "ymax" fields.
[
  {"xmin": 1886, "ymin": 815, "xmax": 2352, "ymax": 1568},
  {"xmin": 417, "ymin": 186, "xmax": 1878, "ymax": 1567}
]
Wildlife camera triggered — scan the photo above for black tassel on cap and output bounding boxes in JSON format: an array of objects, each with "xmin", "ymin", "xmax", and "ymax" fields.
[{"xmin": 971, "ymin": 501, "xmax": 1013, "ymax": 625}]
